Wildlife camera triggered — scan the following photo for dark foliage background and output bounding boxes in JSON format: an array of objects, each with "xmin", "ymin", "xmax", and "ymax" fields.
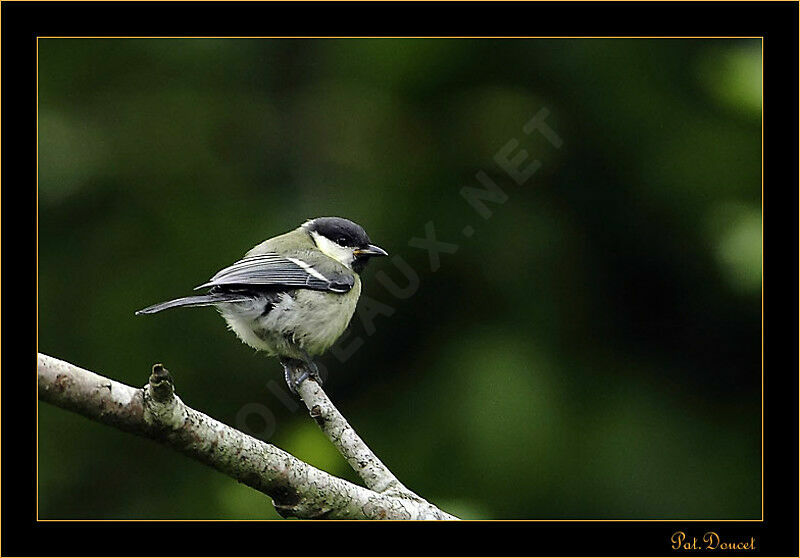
[{"xmin": 37, "ymin": 38, "xmax": 761, "ymax": 520}]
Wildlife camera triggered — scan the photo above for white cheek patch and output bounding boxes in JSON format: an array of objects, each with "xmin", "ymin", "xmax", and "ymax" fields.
[{"xmin": 311, "ymin": 231, "xmax": 355, "ymax": 268}]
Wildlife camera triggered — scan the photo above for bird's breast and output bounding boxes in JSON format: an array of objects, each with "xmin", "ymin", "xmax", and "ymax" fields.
[
  {"xmin": 286, "ymin": 279, "xmax": 361, "ymax": 355},
  {"xmin": 219, "ymin": 278, "xmax": 362, "ymax": 359}
]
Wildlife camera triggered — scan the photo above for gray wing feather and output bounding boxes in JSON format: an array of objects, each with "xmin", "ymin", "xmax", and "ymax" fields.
[
  {"xmin": 135, "ymin": 293, "xmax": 253, "ymax": 315},
  {"xmin": 194, "ymin": 253, "xmax": 354, "ymax": 293}
]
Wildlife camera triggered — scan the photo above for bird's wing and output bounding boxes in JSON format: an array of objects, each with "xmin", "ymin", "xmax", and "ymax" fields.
[{"xmin": 194, "ymin": 252, "xmax": 354, "ymax": 293}]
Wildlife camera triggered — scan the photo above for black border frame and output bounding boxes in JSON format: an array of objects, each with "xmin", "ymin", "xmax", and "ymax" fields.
[{"xmin": 4, "ymin": 1, "xmax": 798, "ymax": 556}]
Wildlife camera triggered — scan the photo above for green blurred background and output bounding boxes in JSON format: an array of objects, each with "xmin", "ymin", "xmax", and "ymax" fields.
[{"xmin": 37, "ymin": 38, "xmax": 762, "ymax": 520}]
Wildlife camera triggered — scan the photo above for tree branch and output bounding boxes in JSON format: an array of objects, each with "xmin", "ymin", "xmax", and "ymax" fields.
[
  {"xmin": 296, "ymin": 376, "xmax": 406, "ymax": 494},
  {"xmin": 37, "ymin": 353, "xmax": 457, "ymax": 520}
]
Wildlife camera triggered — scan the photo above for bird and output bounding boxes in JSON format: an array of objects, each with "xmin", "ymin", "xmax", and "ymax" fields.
[{"xmin": 136, "ymin": 217, "xmax": 388, "ymax": 392}]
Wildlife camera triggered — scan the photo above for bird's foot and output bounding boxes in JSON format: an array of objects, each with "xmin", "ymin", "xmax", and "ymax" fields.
[{"xmin": 281, "ymin": 358, "xmax": 322, "ymax": 396}]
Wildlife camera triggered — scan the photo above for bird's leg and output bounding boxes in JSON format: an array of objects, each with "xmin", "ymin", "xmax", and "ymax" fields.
[
  {"xmin": 299, "ymin": 349, "xmax": 323, "ymax": 385},
  {"xmin": 280, "ymin": 358, "xmax": 301, "ymax": 396},
  {"xmin": 280, "ymin": 357, "xmax": 321, "ymax": 396}
]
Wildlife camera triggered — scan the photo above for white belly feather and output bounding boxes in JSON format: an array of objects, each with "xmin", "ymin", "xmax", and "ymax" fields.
[{"xmin": 216, "ymin": 278, "xmax": 361, "ymax": 360}]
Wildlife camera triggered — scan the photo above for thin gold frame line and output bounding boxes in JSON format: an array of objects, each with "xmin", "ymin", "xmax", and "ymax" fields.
[
  {"xmin": 34, "ymin": 35, "xmax": 766, "ymax": 523},
  {"xmin": 38, "ymin": 35, "xmax": 765, "ymax": 39}
]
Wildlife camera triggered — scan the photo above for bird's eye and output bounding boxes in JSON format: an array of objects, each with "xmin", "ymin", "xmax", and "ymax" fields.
[{"xmin": 336, "ymin": 236, "xmax": 347, "ymax": 245}]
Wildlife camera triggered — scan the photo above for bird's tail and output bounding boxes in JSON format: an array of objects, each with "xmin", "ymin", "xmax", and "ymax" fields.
[{"xmin": 135, "ymin": 293, "xmax": 251, "ymax": 315}]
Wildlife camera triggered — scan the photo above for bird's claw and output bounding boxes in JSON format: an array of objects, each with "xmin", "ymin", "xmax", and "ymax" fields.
[{"xmin": 281, "ymin": 359, "xmax": 322, "ymax": 396}]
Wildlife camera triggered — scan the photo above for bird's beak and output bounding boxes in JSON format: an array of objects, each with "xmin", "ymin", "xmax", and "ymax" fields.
[{"xmin": 354, "ymin": 244, "xmax": 388, "ymax": 257}]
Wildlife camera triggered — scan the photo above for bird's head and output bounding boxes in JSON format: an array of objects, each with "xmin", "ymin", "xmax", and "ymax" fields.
[{"xmin": 303, "ymin": 217, "xmax": 388, "ymax": 273}]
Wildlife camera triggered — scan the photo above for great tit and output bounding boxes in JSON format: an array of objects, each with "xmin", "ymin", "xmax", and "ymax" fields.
[{"xmin": 136, "ymin": 217, "xmax": 388, "ymax": 391}]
